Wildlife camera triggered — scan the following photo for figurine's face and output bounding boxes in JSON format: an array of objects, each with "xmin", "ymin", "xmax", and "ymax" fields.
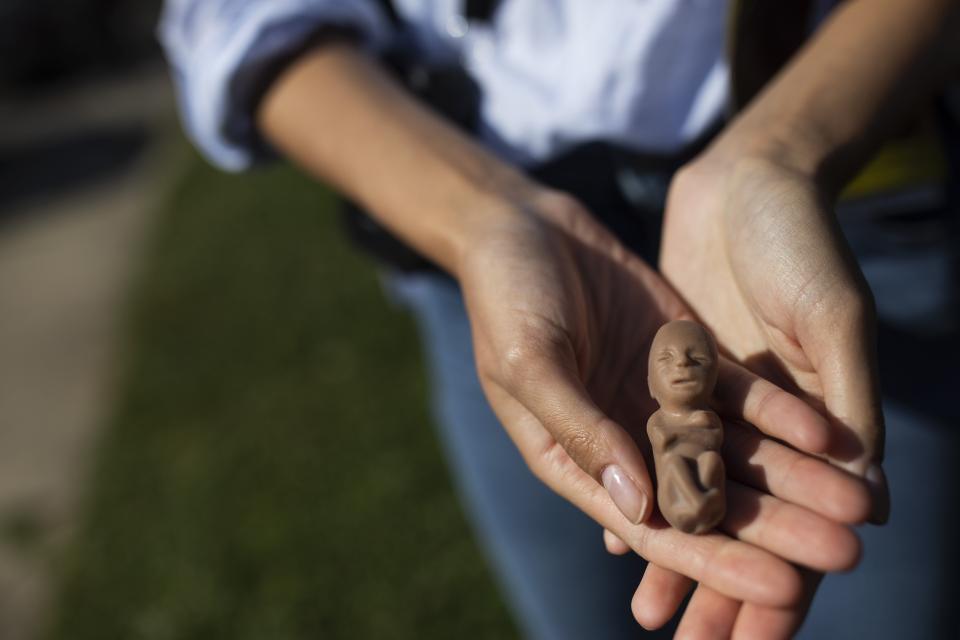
[{"xmin": 648, "ymin": 321, "xmax": 718, "ymax": 408}]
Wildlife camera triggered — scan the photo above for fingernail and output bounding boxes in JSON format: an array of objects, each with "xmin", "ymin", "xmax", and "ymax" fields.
[
  {"xmin": 602, "ymin": 465, "xmax": 648, "ymax": 525},
  {"xmin": 866, "ymin": 463, "xmax": 890, "ymax": 525}
]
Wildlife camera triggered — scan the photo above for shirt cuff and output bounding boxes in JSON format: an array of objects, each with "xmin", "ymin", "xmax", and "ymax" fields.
[{"xmin": 159, "ymin": 0, "xmax": 394, "ymax": 171}]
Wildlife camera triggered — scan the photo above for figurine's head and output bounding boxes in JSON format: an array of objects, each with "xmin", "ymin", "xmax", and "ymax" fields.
[{"xmin": 648, "ymin": 320, "xmax": 718, "ymax": 410}]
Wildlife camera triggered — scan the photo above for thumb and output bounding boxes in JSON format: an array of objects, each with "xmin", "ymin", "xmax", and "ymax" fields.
[
  {"xmin": 806, "ymin": 293, "xmax": 888, "ymax": 523},
  {"xmin": 495, "ymin": 328, "xmax": 654, "ymax": 525}
]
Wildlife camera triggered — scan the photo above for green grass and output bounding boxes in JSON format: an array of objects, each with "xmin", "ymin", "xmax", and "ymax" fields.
[{"xmin": 46, "ymin": 147, "xmax": 516, "ymax": 639}]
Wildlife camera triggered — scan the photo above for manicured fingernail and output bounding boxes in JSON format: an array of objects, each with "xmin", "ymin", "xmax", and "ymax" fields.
[
  {"xmin": 602, "ymin": 465, "xmax": 648, "ymax": 525},
  {"xmin": 866, "ymin": 463, "xmax": 890, "ymax": 524}
]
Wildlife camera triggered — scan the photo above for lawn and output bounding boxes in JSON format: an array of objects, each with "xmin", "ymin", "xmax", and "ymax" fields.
[{"xmin": 46, "ymin": 147, "xmax": 516, "ymax": 639}]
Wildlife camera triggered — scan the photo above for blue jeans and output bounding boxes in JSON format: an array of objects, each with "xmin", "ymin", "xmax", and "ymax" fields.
[{"xmin": 385, "ymin": 203, "xmax": 959, "ymax": 639}]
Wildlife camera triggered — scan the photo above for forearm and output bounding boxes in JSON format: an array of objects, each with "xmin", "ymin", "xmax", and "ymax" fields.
[
  {"xmin": 710, "ymin": 0, "xmax": 960, "ymax": 194},
  {"xmin": 257, "ymin": 40, "xmax": 541, "ymax": 274}
]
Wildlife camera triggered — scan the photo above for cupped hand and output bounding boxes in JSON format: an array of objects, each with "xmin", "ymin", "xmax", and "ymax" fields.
[
  {"xmin": 623, "ymin": 151, "xmax": 890, "ymax": 638},
  {"xmin": 659, "ymin": 155, "xmax": 888, "ymax": 510},
  {"xmin": 455, "ymin": 191, "xmax": 870, "ymax": 612}
]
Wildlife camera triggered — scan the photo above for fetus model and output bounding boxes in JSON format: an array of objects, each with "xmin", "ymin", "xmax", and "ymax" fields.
[{"xmin": 646, "ymin": 320, "xmax": 725, "ymax": 534}]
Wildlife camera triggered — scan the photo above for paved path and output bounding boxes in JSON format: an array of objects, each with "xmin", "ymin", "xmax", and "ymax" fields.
[{"xmin": 0, "ymin": 68, "xmax": 177, "ymax": 639}]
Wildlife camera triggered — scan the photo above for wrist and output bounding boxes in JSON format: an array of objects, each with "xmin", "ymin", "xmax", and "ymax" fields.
[
  {"xmin": 449, "ymin": 178, "xmax": 603, "ymax": 285},
  {"xmin": 673, "ymin": 127, "xmax": 832, "ymax": 233},
  {"xmin": 441, "ymin": 170, "xmax": 552, "ymax": 278},
  {"xmin": 701, "ymin": 118, "xmax": 833, "ymax": 187}
]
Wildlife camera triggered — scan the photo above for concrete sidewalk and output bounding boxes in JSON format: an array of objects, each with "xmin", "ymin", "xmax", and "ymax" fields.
[{"xmin": 0, "ymin": 68, "xmax": 178, "ymax": 639}]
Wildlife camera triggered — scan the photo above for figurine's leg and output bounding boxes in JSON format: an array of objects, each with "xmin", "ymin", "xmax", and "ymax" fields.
[
  {"xmin": 657, "ymin": 449, "xmax": 728, "ymax": 534},
  {"xmin": 660, "ymin": 452, "xmax": 708, "ymax": 510},
  {"xmin": 697, "ymin": 450, "xmax": 724, "ymax": 492}
]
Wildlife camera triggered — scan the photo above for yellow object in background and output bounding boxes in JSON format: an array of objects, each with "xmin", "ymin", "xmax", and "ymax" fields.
[{"xmin": 842, "ymin": 113, "xmax": 948, "ymax": 203}]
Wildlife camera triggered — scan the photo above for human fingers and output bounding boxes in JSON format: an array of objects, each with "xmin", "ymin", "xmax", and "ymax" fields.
[
  {"xmin": 722, "ymin": 482, "xmax": 861, "ymax": 572},
  {"xmin": 605, "ymin": 509, "xmax": 802, "ymax": 608},
  {"xmin": 732, "ymin": 605, "xmax": 800, "ymax": 640},
  {"xmin": 674, "ymin": 585, "xmax": 740, "ymax": 640},
  {"xmin": 487, "ymin": 387, "xmax": 803, "ymax": 607},
  {"xmin": 731, "ymin": 572, "xmax": 822, "ymax": 639},
  {"xmin": 801, "ymin": 292, "xmax": 889, "ymax": 523},
  {"xmin": 610, "ymin": 500, "xmax": 823, "ymax": 630},
  {"xmin": 603, "ymin": 528, "xmax": 631, "ymax": 555},
  {"xmin": 481, "ymin": 321, "xmax": 654, "ymax": 524},
  {"xmin": 715, "ymin": 359, "xmax": 830, "ymax": 454},
  {"xmin": 724, "ymin": 421, "xmax": 871, "ymax": 524},
  {"xmin": 632, "ymin": 563, "xmax": 692, "ymax": 630}
]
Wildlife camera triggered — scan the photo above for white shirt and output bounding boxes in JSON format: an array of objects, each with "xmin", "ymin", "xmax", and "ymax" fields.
[{"xmin": 159, "ymin": 0, "xmax": 729, "ymax": 171}]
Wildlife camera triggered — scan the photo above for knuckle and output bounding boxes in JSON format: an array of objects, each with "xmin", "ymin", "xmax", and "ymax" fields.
[
  {"xmin": 498, "ymin": 341, "xmax": 543, "ymax": 389},
  {"xmin": 497, "ymin": 322, "xmax": 570, "ymax": 388},
  {"xmin": 748, "ymin": 384, "xmax": 780, "ymax": 423},
  {"xmin": 532, "ymin": 440, "xmax": 578, "ymax": 487},
  {"xmin": 500, "ymin": 339, "xmax": 539, "ymax": 383},
  {"xmin": 524, "ymin": 448, "xmax": 551, "ymax": 484},
  {"xmin": 555, "ymin": 424, "xmax": 605, "ymax": 476}
]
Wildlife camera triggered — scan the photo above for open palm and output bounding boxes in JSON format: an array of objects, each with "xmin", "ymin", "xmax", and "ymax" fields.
[
  {"xmin": 642, "ymin": 156, "xmax": 888, "ymax": 636},
  {"xmin": 661, "ymin": 157, "xmax": 886, "ymax": 485}
]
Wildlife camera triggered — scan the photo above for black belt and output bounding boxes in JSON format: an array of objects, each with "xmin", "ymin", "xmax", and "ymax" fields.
[{"xmin": 376, "ymin": 0, "xmax": 500, "ymax": 26}]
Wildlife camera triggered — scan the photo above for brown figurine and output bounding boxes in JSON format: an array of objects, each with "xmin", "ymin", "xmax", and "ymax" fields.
[{"xmin": 646, "ymin": 320, "xmax": 725, "ymax": 535}]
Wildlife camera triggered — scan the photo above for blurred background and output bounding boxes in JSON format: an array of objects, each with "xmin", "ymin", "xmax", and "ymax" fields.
[{"xmin": 0, "ymin": 1, "xmax": 516, "ymax": 638}]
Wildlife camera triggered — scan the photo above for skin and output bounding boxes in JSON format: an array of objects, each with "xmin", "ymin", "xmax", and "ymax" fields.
[
  {"xmin": 256, "ymin": 0, "xmax": 960, "ymax": 635},
  {"xmin": 646, "ymin": 321, "xmax": 725, "ymax": 535}
]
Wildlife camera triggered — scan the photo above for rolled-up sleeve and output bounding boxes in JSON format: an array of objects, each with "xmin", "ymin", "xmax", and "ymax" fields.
[{"xmin": 158, "ymin": 0, "xmax": 394, "ymax": 171}]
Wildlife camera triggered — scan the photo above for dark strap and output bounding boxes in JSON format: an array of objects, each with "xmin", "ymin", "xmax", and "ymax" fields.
[
  {"xmin": 375, "ymin": 0, "xmax": 402, "ymax": 26},
  {"xmin": 464, "ymin": 0, "xmax": 501, "ymax": 22},
  {"xmin": 727, "ymin": 0, "xmax": 814, "ymax": 110},
  {"xmin": 376, "ymin": 0, "xmax": 501, "ymax": 27}
]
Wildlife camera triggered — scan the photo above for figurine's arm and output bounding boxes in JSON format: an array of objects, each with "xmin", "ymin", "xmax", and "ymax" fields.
[
  {"xmin": 646, "ymin": 416, "xmax": 672, "ymax": 451},
  {"xmin": 703, "ymin": 411, "xmax": 723, "ymax": 451}
]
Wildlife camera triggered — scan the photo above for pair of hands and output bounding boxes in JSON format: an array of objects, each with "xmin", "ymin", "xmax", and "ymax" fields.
[{"xmin": 455, "ymin": 152, "xmax": 887, "ymax": 638}]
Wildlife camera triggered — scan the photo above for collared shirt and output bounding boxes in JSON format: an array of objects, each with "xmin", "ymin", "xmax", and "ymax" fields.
[{"xmin": 159, "ymin": 0, "xmax": 729, "ymax": 171}]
